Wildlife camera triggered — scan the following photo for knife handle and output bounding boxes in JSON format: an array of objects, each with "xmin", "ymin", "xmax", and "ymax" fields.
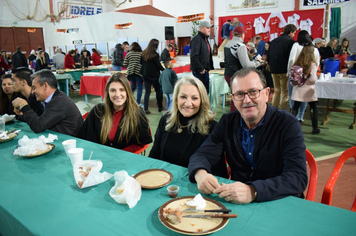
[
  {"xmin": 210, "ymin": 213, "xmax": 238, "ymax": 218},
  {"xmin": 205, "ymin": 209, "xmax": 231, "ymax": 213}
]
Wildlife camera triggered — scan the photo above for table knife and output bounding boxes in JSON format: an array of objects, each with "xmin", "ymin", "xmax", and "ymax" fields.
[
  {"xmin": 183, "ymin": 213, "xmax": 237, "ymax": 218},
  {"xmin": 182, "ymin": 208, "xmax": 231, "ymax": 213}
]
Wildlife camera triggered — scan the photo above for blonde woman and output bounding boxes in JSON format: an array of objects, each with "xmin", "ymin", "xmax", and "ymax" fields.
[
  {"xmin": 77, "ymin": 73, "xmax": 152, "ymax": 152},
  {"xmin": 35, "ymin": 50, "xmax": 50, "ymax": 71},
  {"xmin": 291, "ymin": 43, "xmax": 320, "ymax": 134},
  {"xmin": 149, "ymin": 77, "xmax": 228, "ymax": 178}
]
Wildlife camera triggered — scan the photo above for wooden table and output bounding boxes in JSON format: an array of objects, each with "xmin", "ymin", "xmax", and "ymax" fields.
[{"xmin": 316, "ymin": 78, "xmax": 356, "ymax": 129}]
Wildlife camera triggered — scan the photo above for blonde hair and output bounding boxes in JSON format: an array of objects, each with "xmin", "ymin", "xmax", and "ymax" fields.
[
  {"xmin": 36, "ymin": 50, "xmax": 45, "ymax": 65},
  {"xmin": 165, "ymin": 77, "xmax": 215, "ymax": 135},
  {"xmin": 293, "ymin": 45, "xmax": 317, "ymax": 77},
  {"xmin": 98, "ymin": 73, "xmax": 149, "ymax": 144}
]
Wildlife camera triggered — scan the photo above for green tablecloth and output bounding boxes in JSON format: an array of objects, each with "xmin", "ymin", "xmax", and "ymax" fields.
[
  {"xmin": 1, "ymin": 121, "xmax": 356, "ymax": 236},
  {"xmin": 64, "ymin": 68, "xmax": 108, "ymax": 81}
]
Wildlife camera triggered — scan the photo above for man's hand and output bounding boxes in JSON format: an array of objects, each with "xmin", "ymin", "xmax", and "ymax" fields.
[
  {"xmin": 13, "ymin": 108, "xmax": 23, "ymax": 116},
  {"xmin": 213, "ymin": 182, "xmax": 256, "ymax": 204},
  {"xmin": 200, "ymin": 69, "xmax": 206, "ymax": 74},
  {"xmin": 12, "ymin": 98, "xmax": 28, "ymax": 109},
  {"xmin": 195, "ymin": 169, "xmax": 221, "ymax": 195}
]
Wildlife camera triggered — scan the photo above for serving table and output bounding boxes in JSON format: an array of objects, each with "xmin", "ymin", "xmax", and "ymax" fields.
[
  {"xmin": 63, "ymin": 66, "xmax": 109, "ymax": 81},
  {"xmin": 54, "ymin": 73, "xmax": 74, "ymax": 96},
  {"xmin": 1, "ymin": 121, "xmax": 356, "ymax": 235},
  {"xmin": 316, "ymin": 78, "xmax": 356, "ymax": 129}
]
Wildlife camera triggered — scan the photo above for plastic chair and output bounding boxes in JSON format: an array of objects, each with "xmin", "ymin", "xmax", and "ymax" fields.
[
  {"xmin": 82, "ymin": 112, "xmax": 89, "ymax": 120},
  {"xmin": 321, "ymin": 146, "xmax": 356, "ymax": 211},
  {"xmin": 133, "ymin": 129, "xmax": 152, "ymax": 156},
  {"xmin": 305, "ymin": 149, "xmax": 318, "ymax": 201}
]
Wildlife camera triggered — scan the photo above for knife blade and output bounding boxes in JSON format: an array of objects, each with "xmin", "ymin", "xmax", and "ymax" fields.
[
  {"xmin": 182, "ymin": 208, "xmax": 231, "ymax": 213},
  {"xmin": 183, "ymin": 213, "xmax": 237, "ymax": 218}
]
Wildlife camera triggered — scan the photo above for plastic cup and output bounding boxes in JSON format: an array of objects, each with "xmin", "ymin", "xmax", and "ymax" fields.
[
  {"xmin": 68, "ymin": 148, "xmax": 83, "ymax": 166},
  {"xmin": 167, "ymin": 185, "xmax": 179, "ymax": 198},
  {"xmin": 319, "ymin": 73, "xmax": 324, "ymax": 81},
  {"xmin": 338, "ymin": 73, "xmax": 343, "ymax": 78},
  {"xmin": 62, "ymin": 139, "xmax": 76, "ymax": 157}
]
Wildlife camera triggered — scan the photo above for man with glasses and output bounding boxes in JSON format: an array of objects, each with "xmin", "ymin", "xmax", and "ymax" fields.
[{"xmin": 188, "ymin": 68, "xmax": 307, "ymax": 204}]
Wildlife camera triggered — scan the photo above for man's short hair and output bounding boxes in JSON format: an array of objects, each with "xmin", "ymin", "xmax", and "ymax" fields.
[
  {"xmin": 55, "ymin": 48, "xmax": 61, "ymax": 53},
  {"xmin": 283, "ymin": 24, "xmax": 297, "ymax": 35},
  {"xmin": 1, "ymin": 74, "xmax": 12, "ymax": 80},
  {"xmin": 31, "ymin": 69, "xmax": 58, "ymax": 89},
  {"xmin": 254, "ymin": 35, "xmax": 262, "ymax": 40},
  {"xmin": 230, "ymin": 68, "xmax": 267, "ymax": 89},
  {"xmin": 37, "ymin": 46, "xmax": 43, "ymax": 51},
  {"xmin": 163, "ymin": 60, "xmax": 171, "ymax": 68},
  {"xmin": 122, "ymin": 41, "xmax": 129, "ymax": 46},
  {"xmin": 12, "ymin": 68, "xmax": 33, "ymax": 86},
  {"xmin": 16, "ymin": 46, "xmax": 22, "ymax": 51}
]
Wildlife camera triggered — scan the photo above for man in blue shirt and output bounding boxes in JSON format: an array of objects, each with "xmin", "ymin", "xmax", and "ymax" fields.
[
  {"xmin": 254, "ymin": 35, "xmax": 266, "ymax": 57},
  {"xmin": 183, "ymin": 42, "xmax": 190, "ymax": 55},
  {"xmin": 188, "ymin": 68, "xmax": 307, "ymax": 204}
]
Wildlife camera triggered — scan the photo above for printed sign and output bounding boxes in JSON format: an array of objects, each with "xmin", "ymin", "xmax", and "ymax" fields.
[
  {"xmin": 27, "ymin": 28, "xmax": 36, "ymax": 33},
  {"xmin": 114, "ymin": 23, "xmax": 133, "ymax": 29},
  {"xmin": 226, "ymin": 0, "xmax": 277, "ymax": 11},
  {"xmin": 72, "ymin": 40, "xmax": 83, "ymax": 44},
  {"xmin": 56, "ymin": 29, "xmax": 67, "ymax": 33},
  {"xmin": 177, "ymin": 13, "xmax": 204, "ymax": 23},
  {"xmin": 303, "ymin": 0, "xmax": 349, "ymax": 6},
  {"xmin": 58, "ymin": 1, "xmax": 102, "ymax": 19}
]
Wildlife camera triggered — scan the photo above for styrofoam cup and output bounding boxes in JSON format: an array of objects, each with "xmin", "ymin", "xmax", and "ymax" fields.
[
  {"xmin": 319, "ymin": 73, "xmax": 324, "ymax": 80},
  {"xmin": 68, "ymin": 148, "xmax": 83, "ymax": 166},
  {"xmin": 62, "ymin": 139, "xmax": 76, "ymax": 157}
]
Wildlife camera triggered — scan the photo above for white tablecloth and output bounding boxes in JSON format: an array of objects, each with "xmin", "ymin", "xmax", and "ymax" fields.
[{"xmin": 316, "ymin": 80, "xmax": 356, "ymax": 100}]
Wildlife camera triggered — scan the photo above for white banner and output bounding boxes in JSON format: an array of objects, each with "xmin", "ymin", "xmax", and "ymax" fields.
[
  {"xmin": 56, "ymin": 1, "xmax": 103, "ymax": 20},
  {"xmin": 226, "ymin": 0, "xmax": 278, "ymax": 12}
]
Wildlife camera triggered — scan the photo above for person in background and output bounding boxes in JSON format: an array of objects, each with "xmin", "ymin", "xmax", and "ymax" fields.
[
  {"xmin": 111, "ymin": 42, "xmax": 129, "ymax": 71},
  {"xmin": 35, "ymin": 50, "xmax": 50, "ymax": 71},
  {"xmin": 261, "ymin": 41, "xmax": 274, "ymax": 102},
  {"xmin": 91, "ymin": 48, "xmax": 102, "ymax": 66},
  {"xmin": 188, "ymin": 68, "xmax": 307, "ymax": 204},
  {"xmin": 183, "ymin": 42, "xmax": 190, "ymax": 55},
  {"xmin": 336, "ymin": 38, "xmax": 351, "ymax": 55},
  {"xmin": 77, "ymin": 73, "xmax": 152, "ymax": 153},
  {"xmin": 11, "ymin": 68, "xmax": 43, "ymax": 119},
  {"xmin": 74, "ymin": 49, "xmax": 81, "ymax": 68},
  {"xmin": 0, "ymin": 74, "xmax": 24, "ymax": 116},
  {"xmin": 321, "ymin": 38, "xmax": 327, "ymax": 48},
  {"xmin": 80, "ymin": 50, "xmax": 91, "ymax": 68},
  {"xmin": 59, "ymin": 48, "xmax": 66, "ymax": 55},
  {"xmin": 254, "ymin": 35, "xmax": 266, "ymax": 57},
  {"xmin": 287, "ymin": 30, "xmax": 319, "ymax": 123},
  {"xmin": 267, "ymin": 24, "xmax": 297, "ymax": 110},
  {"xmin": 291, "ymin": 43, "xmax": 320, "ymax": 134},
  {"xmin": 0, "ymin": 54, "xmax": 10, "ymax": 75},
  {"xmin": 221, "ymin": 19, "xmax": 232, "ymax": 41},
  {"xmin": 64, "ymin": 50, "xmax": 76, "ymax": 69},
  {"xmin": 190, "ymin": 21, "xmax": 214, "ymax": 94},
  {"xmin": 11, "ymin": 70, "xmax": 83, "ymax": 135},
  {"xmin": 141, "ymin": 38, "xmax": 165, "ymax": 114},
  {"xmin": 11, "ymin": 46, "xmax": 28, "ymax": 69},
  {"xmin": 229, "ymin": 17, "xmax": 244, "ymax": 32},
  {"xmin": 159, "ymin": 60, "xmax": 178, "ymax": 110},
  {"xmin": 149, "ymin": 77, "xmax": 228, "ymax": 178},
  {"xmin": 169, "ymin": 44, "xmax": 176, "ymax": 63},
  {"xmin": 1, "ymin": 50, "xmax": 11, "ymax": 67},
  {"xmin": 326, "ymin": 37, "xmax": 338, "ymax": 55},
  {"xmin": 161, "ymin": 44, "xmax": 174, "ymax": 62},
  {"xmin": 224, "ymin": 26, "xmax": 261, "ymax": 112},
  {"xmin": 52, "ymin": 48, "xmax": 65, "ymax": 70},
  {"xmin": 123, "ymin": 42, "xmax": 143, "ymax": 106},
  {"xmin": 81, "ymin": 46, "xmax": 91, "ymax": 59},
  {"xmin": 37, "ymin": 46, "xmax": 50, "ymax": 66}
]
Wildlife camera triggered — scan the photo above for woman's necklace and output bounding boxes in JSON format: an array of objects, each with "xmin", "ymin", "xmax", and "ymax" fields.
[{"xmin": 177, "ymin": 119, "xmax": 190, "ymax": 133}]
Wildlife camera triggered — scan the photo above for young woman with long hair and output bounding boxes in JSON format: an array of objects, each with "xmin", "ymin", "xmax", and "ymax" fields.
[
  {"xmin": 35, "ymin": 50, "xmax": 49, "ymax": 71},
  {"xmin": 141, "ymin": 38, "xmax": 165, "ymax": 114},
  {"xmin": 77, "ymin": 73, "xmax": 152, "ymax": 152},
  {"xmin": 336, "ymin": 38, "xmax": 351, "ymax": 55},
  {"xmin": 149, "ymin": 77, "xmax": 228, "ymax": 178},
  {"xmin": 291, "ymin": 43, "xmax": 320, "ymax": 134}
]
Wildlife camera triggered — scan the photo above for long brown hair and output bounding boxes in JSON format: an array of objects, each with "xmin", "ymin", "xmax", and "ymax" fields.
[
  {"xmin": 142, "ymin": 38, "xmax": 159, "ymax": 61},
  {"xmin": 98, "ymin": 73, "xmax": 149, "ymax": 144},
  {"xmin": 293, "ymin": 44, "xmax": 317, "ymax": 77}
]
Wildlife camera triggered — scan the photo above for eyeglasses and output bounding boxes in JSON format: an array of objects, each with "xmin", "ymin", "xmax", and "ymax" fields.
[{"xmin": 232, "ymin": 88, "xmax": 266, "ymax": 101}]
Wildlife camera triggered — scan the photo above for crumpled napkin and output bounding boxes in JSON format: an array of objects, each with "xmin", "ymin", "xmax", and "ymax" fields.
[
  {"xmin": 109, "ymin": 170, "xmax": 142, "ymax": 209},
  {"xmin": 186, "ymin": 194, "xmax": 207, "ymax": 210},
  {"xmin": 14, "ymin": 135, "xmax": 50, "ymax": 156},
  {"xmin": 73, "ymin": 160, "xmax": 113, "ymax": 189},
  {"xmin": 1, "ymin": 114, "xmax": 15, "ymax": 122},
  {"xmin": 39, "ymin": 133, "xmax": 58, "ymax": 143}
]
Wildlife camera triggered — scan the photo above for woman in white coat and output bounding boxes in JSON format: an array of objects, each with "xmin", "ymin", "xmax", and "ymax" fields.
[
  {"xmin": 287, "ymin": 30, "xmax": 320, "ymax": 122},
  {"xmin": 291, "ymin": 43, "xmax": 320, "ymax": 134}
]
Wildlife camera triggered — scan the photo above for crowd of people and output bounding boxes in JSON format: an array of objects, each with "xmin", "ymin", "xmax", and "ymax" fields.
[{"xmin": 0, "ymin": 19, "xmax": 354, "ymax": 205}]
